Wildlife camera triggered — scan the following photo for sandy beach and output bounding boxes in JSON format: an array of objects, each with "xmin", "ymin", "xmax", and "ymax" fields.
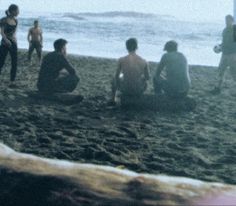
[{"xmin": 0, "ymin": 49, "xmax": 235, "ymax": 185}]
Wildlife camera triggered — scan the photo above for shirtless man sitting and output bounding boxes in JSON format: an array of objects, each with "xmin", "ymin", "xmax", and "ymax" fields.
[
  {"xmin": 27, "ymin": 20, "xmax": 43, "ymax": 63},
  {"xmin": 37, "ymin": 39, "xmax": 79, "ymax": 95},
  {"xmin": 111, "ymin": 38, "xmax": 150, "ymax": 103},
  {"xmin": 153, "ymin": 40, "xmax": 191, "ymax": 98}
]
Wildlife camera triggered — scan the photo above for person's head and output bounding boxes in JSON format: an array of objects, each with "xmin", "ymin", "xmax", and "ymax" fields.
[
  {"xmin": 225, "ymin": 15, "xmax": 234, "ymax": 27},
  {"xmin": 54, "ymin": 38, "xmax": 68, "ymax": 55},
  {"xmin": 126, "ymin": 38, "xmax": 138, "ymax": 53},
  {"xmin": 5, "ymin": 4, "xmax": 19, "ymax": 17},
  {"xmin": 164, "ymin": 40, "xmax": 178, "ymax": 52},
  {"xmin": 34, "ymin": 20, "xmax": 39, "ymax": 27}
]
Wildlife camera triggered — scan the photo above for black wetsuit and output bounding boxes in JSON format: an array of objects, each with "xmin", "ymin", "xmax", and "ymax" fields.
[
  {"xmin": 37, "ymin": 51, "xmax": 79, "ymax": 94},
  {"xmin": 0, "ymin": 17, "xmax": 18, "ymax": 81}
]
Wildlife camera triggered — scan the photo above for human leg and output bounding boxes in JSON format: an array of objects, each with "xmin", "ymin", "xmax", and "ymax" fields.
[
  {"xmin": 53, "ymin": 74, "xmax": 80, "ymax": 93},
  {"xmin": 228, "ymin": 54, "xmax": 236, "ymax": 81},
  {"xmin": 217, "ymin": 55, "xmax": 228, "ymax": 89},
  {"xmin": 35, "ymin": 42, "xmax": 42, "ymax": 62},
  {"xmin": 111, "ymin": 77, "xmax": 121, "ymax": 102},
  {"xmin": 0, "ymin": 43, "xmax": 9, "ymax": 74},
  {"xmin": 28, "ymin": 42, "xmax": 35, "ymax": 62},
  {"xmin": 9, "ymin": 42, "xmax": 18, "ymax": 82}
]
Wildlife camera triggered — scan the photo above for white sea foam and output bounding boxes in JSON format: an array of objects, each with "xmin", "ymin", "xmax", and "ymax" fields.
[{"xmin": 0, "ymin": 7, "xmax": 230, "ymax": 66}]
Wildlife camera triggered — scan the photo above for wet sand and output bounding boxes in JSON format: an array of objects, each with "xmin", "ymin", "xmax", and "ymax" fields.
[{"xmin": 0, "ymin": 50, "xmax": 236, "ymax": 185}]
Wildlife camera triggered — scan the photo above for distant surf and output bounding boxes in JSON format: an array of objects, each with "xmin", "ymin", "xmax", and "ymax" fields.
[{"xmin": 0, "ymin": 10, "xmax": 224, "ymax": 66}]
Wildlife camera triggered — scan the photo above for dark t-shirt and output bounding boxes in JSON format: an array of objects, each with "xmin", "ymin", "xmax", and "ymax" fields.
[
  {"xmin": 158, "ymin": 52, "xmax": 191, "ymax": 93},
  {"xmin": 37, "ymin": 51, "xmax": 75, "ymax": 88},
  {"xmin": 222, "ymin": 27, "xmax": 236, "ymax": 55}
]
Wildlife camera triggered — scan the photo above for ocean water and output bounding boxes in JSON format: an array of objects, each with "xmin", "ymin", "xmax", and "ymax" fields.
[{"xmin": 0, "ymin": 0, "xmax": 233, "ymax": 66}]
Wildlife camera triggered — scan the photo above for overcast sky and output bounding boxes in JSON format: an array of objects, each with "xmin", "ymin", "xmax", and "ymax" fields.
[{"xmin": 0, "ymin": 0, "xmax": 233, "ymax": 21}]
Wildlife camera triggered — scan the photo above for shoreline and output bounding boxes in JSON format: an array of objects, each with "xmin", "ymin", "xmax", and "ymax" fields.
[{"xmin": 18, "ymin": 48, "xmax": 218, "ymax": 69}]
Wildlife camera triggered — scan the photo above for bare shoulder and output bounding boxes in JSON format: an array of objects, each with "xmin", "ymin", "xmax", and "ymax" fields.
[
  {"xmin": 118, "ymin": 55, "xmax": 128, "ymax": 63},
  {"xmin": 136, "ymin": 54, "xmax": 147, "ymax": 63},
  {"xmin": 39, "ymin": 27, "xmax": 43, "ymax": 33}
]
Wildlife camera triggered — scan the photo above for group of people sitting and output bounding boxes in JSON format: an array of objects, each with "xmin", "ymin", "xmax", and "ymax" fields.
[
  {"xmin": 111, "ymin": 38, "xmax": 190, "ymax": 104},
  {"xmin": 38, "ymin": 37, "xmax": 191, "ymax": 105},
  {"xmin": 1, "ymin": 4, "xmax": 236, "ymax": 106}
]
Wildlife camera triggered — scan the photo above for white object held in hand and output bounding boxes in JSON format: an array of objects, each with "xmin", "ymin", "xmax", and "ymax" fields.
[{"xmin": 213, "ymin": 44, "xmax": 222, "ymax": 54}]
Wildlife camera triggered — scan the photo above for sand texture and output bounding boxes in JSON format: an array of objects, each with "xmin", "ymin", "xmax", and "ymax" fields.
[{"xmin": 0, "ymin": 50, "xmax": 235, "ymax": 185}]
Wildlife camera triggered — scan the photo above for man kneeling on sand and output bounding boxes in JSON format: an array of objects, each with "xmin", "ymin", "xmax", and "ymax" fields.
[
  {"xmin": 37, "ymin": 39, "xmax": 80, "ymax": 94},
  {"xmin": 153, "ymin": 40, "xmax": 191, "ymax": 98},
  {"xmin": 111, "ymin": 38, "xmax": 150, "ymax": 104}
]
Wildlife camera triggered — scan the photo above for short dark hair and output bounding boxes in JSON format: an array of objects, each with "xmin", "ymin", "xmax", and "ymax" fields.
[
  {"xmin": 164, "ymin": 40, "xmax": 178, "ymax": 52},
  {"xmin": 54, "ymin": 38, "xmax": 67, "ymax": 52},
  {"xmin": 34, "ymin": 20, "xmax": 39, "ymax": 24},
  {"xmin": 126, "ymin": 38, "xmax": 138, "ymax": 52},
  {"xmin": 6, "ymin": 4, "xmax": 18, "ymax": 16},
  {"xmin": 226, "ymin": 15, "xmax": 234, "ymax": 21}
]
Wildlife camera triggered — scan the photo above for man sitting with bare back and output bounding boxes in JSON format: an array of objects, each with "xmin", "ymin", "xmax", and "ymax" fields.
[
  {"xmin": 27, "ymin": 20, "xmax": 43, "ymax": 63},
  {"xmin": 111, "ymin": 38, "xmax": 150, "ymax": 104}
]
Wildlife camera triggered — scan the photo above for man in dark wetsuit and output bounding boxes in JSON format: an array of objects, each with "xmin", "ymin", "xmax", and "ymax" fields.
[
  {"xmin": 0, "ymin": 4, "xmax": 19, "ymax": 87},
  {"xmin": 27, "ymin": 20, "xmax": 43, "ymax": 63},
  {"xmin": 37, "ymin": 39, "xmax": 79, "ymax": 94},
  {"xmin": 153, "ymin": 40, "xmax": 191, "ymax": 98}
]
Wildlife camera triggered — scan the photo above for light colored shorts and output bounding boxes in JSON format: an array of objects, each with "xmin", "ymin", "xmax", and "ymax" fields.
[{"xmin": 219, "ymin": 54, "xmax": 236, "ymax": 80}]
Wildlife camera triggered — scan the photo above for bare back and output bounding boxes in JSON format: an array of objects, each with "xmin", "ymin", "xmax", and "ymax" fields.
[{"xmin": 119, "ymin": 53, "xmax": 149, "ymax": 82}]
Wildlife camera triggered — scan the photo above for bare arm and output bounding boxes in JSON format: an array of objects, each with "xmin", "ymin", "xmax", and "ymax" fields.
[
  {"xmin": 62, "ymin": 56, "xmax": 76, "ymax": 75},
  {"xmin": 144, "ymin": 62, "xmax": 150, "ymax": 81},
  {"xmin": 1, "ymin": 28, "xmax": 11, "ymax": 46},
  {"xmin": 0, "ymin": 19, "xmax": 11, "ymax": 45},
  {"xmin": 27, "ymin": 29, "xmax": 31, "ymax": 42},
  {"xmin": 155, "ymin": 55, "xmax": 166, "ymax": 79},
  {"xmin": 39, "ymin": 29, "xmax": 43, "ymax": 44},
  {"xmin": 115, "ymin": 60, "xmax": 122, "ymax": 83}
]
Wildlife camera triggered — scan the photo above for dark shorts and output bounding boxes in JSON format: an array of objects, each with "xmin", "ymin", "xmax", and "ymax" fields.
[{"xmin": 29, "ymin": 41, "xmax": 42, "ymax": 50}]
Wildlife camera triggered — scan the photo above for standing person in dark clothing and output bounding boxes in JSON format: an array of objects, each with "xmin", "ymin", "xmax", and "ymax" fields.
[
  {"xmin": 0, "ymin": 4, "xmax": 19, "ymax": 87},
  {"xmin": 27, "ymin": 20, "xmax": 43, "ymax": 63},
  {"xmin": 37, "ymin": 39, "xmax": 80, "ymax": 94},
  {"xmin": 211, "ymin": 15, "xmax": 236, "ymax": 94}
]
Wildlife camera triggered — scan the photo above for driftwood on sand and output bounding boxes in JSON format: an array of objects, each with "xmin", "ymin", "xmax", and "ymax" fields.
[{"xmin": 0, "ymin": 143, "xmax": 236, "ymax": 206}]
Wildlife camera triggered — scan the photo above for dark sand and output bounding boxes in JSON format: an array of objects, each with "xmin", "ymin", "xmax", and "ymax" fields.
[{"xmin": 0, "ymin": 50, "xmax": 236, "ymax": 185}]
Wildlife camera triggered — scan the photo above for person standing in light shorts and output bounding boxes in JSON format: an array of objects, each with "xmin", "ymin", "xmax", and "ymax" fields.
[{"xmin": 212, "ymin": 15, "xmax": 236, "ymax": 94}]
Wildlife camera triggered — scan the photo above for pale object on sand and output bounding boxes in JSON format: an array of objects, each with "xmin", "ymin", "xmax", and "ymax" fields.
[{"xmin": 0, "ymin": 143, "xmax": 236, "ymax": 205}]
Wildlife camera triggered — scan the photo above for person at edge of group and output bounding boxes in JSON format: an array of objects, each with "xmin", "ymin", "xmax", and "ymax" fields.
[
  {"xmin": 37, "ymin": 38, "xmax": 80, "ymax": 95},
  {"xmin": 27, "ymin": 20, "xmax": 43, "ymax": 63},
  {"xmin": 110, "ymin": 38, "xmax": 150, "ymax": 104},
  {"xmin": 211, "ymin": 15, "xmax": 236, "ymax": 94},
  {"xmin": 153, "ymin": 40, "xmax": 191, "ymax": 99},
  {"xmin": 0, "ymin": 4, "xmax": 19, "ymax": 88}
]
